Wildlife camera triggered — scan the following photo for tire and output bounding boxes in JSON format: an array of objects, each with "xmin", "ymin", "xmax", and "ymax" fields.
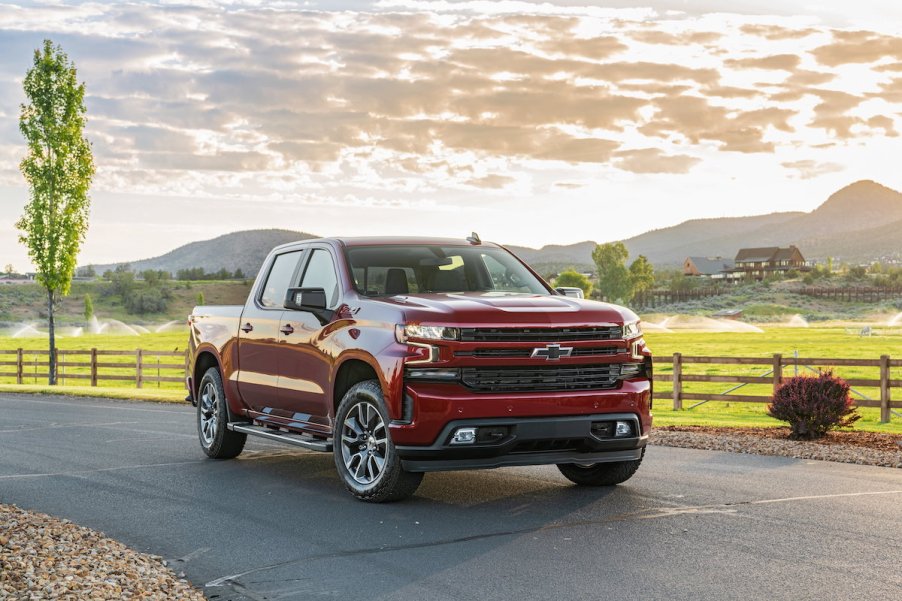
[
  {"xmin": 333, "ymin": 380, "xmax": 423, "ymax": 502},
  {"xmin": 197, "ymin": 367, "xmax": 246, "ymax": 459},
  {"xmin": 557, "ymin": 448, "xmax": 645, "ymax": 486}
]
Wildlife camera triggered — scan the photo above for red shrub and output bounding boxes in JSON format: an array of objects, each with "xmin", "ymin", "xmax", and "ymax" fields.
[{"xmin": 767, "ymin": 370, "xmax": 860, "ymax": 439}]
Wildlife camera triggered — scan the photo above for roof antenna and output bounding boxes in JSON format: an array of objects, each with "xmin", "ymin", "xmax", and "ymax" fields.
[{"xmin": 466, "ymin": 232, "xmax": 481, "ymax": 245}]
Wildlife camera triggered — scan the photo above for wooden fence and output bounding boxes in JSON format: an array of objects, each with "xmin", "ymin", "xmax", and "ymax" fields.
[
  {"xmin": 795, "ymin": 286, "xmax": 902, "ymax": 302},
  {"xmin": 0, "ymin": 349, "xmax": 188, "ymax": 388},
  {"xmin": 631, "ymin": 288, "xmax": 726, "ymax": 308},
  {"xmin": 653, "ymin": 353, "xmax": 902, "ymax": 422}
]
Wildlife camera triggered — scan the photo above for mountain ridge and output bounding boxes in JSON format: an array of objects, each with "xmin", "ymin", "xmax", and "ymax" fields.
[{"xmin": 90, "ymin": 180, "xmax": 902, "ymax": 275}]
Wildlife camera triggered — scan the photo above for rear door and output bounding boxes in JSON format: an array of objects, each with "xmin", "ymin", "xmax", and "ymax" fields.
[
  {"xmin": 276, "ymin": 247, "xmax": 342, "ymax": 434},
  {"xmin": 237, "ymin": 249, "xmax": 304, "ymax": 416}
]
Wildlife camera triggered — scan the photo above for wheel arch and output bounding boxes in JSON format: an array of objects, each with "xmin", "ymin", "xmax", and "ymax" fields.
[{"xmin": 332, "ymin": 355, "xmax": 387, "ymax": 418}]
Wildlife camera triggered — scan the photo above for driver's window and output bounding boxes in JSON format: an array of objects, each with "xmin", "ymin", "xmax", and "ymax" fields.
[
  {"xmin": 301, "ymin": 249, "xmax": 340, "ymax": 309},
  {"xmin": 260, "ymin": 250, "xmax": 302, "ymax": 308},
  {"xmin": 481, "ymin": 253, "xmax": 530, "ymax": 292}
]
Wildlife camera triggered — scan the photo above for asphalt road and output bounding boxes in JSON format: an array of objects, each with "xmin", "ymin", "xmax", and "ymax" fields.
[{"xmin": 1, "ymin": 393, "xmax": 901, "ymax": 601}]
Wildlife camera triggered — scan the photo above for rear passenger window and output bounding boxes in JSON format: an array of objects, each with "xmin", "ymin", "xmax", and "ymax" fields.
[{"xmin": 259, "ymin": 251, "xmax": 302, "ymax": 308}]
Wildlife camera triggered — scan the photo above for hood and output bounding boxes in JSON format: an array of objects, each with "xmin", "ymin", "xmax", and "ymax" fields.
[{"xmin": 375, "ymin": 292, "xmax": 637, "ymax": 327}]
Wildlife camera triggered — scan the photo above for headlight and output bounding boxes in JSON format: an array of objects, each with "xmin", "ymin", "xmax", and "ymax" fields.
[
  {"xmin": 622, "ymin": 320, "xmax": 642, "ymax": 339},
  {"xmin": 395, "ymin": 324, "xmax": 460, "ymax": 343}
]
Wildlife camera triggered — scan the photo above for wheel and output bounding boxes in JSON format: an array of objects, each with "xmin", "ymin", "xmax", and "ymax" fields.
[
  {"xmin": 333, "ymin": 380, "xmax": 423, "ymax": 502},
  {"xmin": 557, "ymin": 448, "xmax": 645, "ymax": 486},
  {"xmin": 197, "ymin": 367, "xmax": 246, "ymax": 459}
]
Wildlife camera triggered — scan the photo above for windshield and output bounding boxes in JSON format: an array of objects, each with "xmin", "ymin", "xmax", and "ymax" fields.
[{"xmin": 345, "ymin": 245, "xmax": 550, "ymax": 296}]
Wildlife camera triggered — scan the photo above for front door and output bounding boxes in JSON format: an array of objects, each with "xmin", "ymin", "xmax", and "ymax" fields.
[
  {"xmin": 277, "ymin": 247, "xmax": 342, "ymax": 435},
  {"xmin": 237, "ymin": 249, "xmax": 303, "ymax": 417}
]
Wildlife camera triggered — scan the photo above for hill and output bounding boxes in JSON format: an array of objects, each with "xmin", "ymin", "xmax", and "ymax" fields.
[
  {"xmin": 91, "ymin": 229, "xmax": 317, "ymax": 276},
  {"xmin": 89, "ymin": 181, "xmax": 902, "ymax": 274}
]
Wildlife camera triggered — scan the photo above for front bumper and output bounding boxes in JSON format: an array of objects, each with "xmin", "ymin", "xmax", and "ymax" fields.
[{"xmin": 395, "ymin": 413, "xmax": 646, "ymax": 473}]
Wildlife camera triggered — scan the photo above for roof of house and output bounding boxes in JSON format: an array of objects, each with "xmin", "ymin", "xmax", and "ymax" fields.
[
  {"xmin": 735, "ymin": 247, "xmax": 780, "ymax": 262},
  {"xmin": 687, "ymin": 256, "xmax": 735, "ymax": 274},
  {"xmin": 735, "ymin": 245, "xmax": 803, "ymax": 262}
]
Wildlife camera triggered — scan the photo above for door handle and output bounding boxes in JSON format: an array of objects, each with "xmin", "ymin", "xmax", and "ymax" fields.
[
  {"xmin": 241, "ymin": 323, "xmax": 254, "ymax": 333},
  {"xmin": 280, "ymin": 324, "xmax": 295, "ymax": 335}
]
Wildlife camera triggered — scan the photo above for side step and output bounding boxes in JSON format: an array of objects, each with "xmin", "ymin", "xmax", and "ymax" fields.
[{"xmin": 228, "ymin": 423, "xmax": 333, "ymax": 452}]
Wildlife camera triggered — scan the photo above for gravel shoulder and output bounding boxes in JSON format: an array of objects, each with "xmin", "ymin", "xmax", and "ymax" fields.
[
  {"xmin": 0, "ymin": 504, "xmax": 205, "ymax": 601},
  {"xmin": 651, "ymin": 426, "xmax": 902, "ymax": 468}
]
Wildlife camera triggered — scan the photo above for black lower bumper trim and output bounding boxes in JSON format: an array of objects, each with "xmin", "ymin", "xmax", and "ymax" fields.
[{"xmin": 401, "ymin": 448, "xmax": 643, "ymax": 473}]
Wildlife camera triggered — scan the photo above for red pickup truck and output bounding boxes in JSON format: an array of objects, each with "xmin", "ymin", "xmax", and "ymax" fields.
[{"xmin": 187, "ymin": 236, "xmax": 652, "ymax": 502}]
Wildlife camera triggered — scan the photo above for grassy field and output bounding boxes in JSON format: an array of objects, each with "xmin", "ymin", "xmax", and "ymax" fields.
[{"xmin": 1, "ymin": 326, "xmax": 901, "ymax": 433}]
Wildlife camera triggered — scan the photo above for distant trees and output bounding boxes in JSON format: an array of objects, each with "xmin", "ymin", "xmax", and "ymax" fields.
[
  {"xmin": 591, "ymin": 242, "xmax": 655, "ymax": 303},
  {"xmin": 176, "ymin": 267, "xmax": 243, "ymax": 280},
  {"xmin": 553, "ymin": 269, "xmax": 593, "ymax": 297},
  {"xmin": 17, "ymin": 40, "xmax": 95, "ymax": 385},
  {"xmin": 103, "ymin": 264, "xmax": 171, "ymax": 315},
  {"xmin": 4, "ymin": 264, "xmax": 13, "ymax": 277}
]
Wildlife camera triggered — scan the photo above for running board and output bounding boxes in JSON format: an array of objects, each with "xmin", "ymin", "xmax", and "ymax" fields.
[{"xmin": 228, "ymin": 423, "xmax": 332, "ymax": 452}]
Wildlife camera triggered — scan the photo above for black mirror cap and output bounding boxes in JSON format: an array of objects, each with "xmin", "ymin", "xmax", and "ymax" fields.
[
  {"xmin": 555, "ymin": 286, "xmax": 584, "ymax": 299},
  {"xmin": 284, "ymin": 287, "xmax": 327, "ymax": 311}
]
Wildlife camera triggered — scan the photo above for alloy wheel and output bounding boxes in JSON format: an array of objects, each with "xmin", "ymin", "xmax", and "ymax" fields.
[{"xmin": 340, "ymin": 401, "xmax": 387, "ymax": 485}]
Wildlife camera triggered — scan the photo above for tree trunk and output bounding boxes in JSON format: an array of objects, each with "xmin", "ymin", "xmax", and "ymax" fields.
[{"xmin": 47, "ymin": 288, "xmax": 56, "ymax": 385}]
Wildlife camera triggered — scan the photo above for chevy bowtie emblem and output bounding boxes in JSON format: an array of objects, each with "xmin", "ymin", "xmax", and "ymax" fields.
[{"xmin": 531, "ymin": 343, "xmax": 573, "ymax": 361}]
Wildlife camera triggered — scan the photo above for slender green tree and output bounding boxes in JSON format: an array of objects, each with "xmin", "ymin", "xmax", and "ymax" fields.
[
  {"xmin": 83, "ymin": 294, "xmax": 94, "ymax": 322},
  {"xmin": 17, "ymin": 40, "xmax": 95, "ymax": 385},
  {"xmin": 592, "ymin": 242, "xmax": 632, "ymax": 302},
  {"xmin": 553, "ymin": 269, "xmax": 593, "ymax": 297},
  {"xmin": 197, "ymin": 292, "xmax": 205, "ymax": 306},
  {"xmin": 629, "ymin": 255, "xmax": 655, "ymax": 295}
]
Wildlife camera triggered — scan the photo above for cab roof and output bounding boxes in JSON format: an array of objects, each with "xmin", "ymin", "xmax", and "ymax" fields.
[{"xmin": 275, "ymin": 236, "xmax": 499, "ymax": 249}]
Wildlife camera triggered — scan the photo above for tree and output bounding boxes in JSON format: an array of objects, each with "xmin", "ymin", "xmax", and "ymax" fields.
[
  {"xmin": 592, "ymin": 242, "xmax": 632, "ymax": 302},
  {"xmin": 629, "ymin": 255, "xmax": 655, "ymax": 295},
  {"xmin": 16, "ymin": 40, "xmax": 95, "ymax": 385},
  {"xmin": 554, "ymin": 269, "xmax": 593, "ymax": 297},
  {"xmin": 4, "ymin": 264, "xmax": 13, "ymax": 277},
  {"xmin": 234, "ymin": 268, "xmax": 245, "ymax": 279},
  {"xmin": 197, "ymin": 292, "xmax": 205, "ymax": 306},
  {"xmin": 83, "ymin": 294, "xmax": 93, "ymax": 322}
]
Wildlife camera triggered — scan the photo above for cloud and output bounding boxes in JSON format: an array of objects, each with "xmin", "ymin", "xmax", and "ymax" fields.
[
  {"xmin": 613, "ymin": 148, "xmax": 700, "ymax": 174},
  {"xmin": 781, "ymin": 160, "xmax": 843, "ymax": 179},
  {"xmin": 0, "ymin": 1, "xmax": 899, "ymax": 202},
  {"xmin": 813, "ymin": 30, "xmax": 902, "ymax": 66}
]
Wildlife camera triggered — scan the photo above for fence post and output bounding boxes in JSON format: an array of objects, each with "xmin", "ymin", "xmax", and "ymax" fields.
[
  {"xmin": 772, "ymin": 353, "xmax": 783, "ymax": 395},
  {"xmin": 136, "ymin": 349, "xmax": 143, "ymax": 389},
  {"xmin": 90, "ymin": 348, "xmax": 98, "ymax": 387},
  {"xmin": 672, "ymin": 352, "xmax": 683, "ymax": 410},
  {"xmin": 16, "ymin": 348, "xmax": 23, "ymax": 385},
  {"xmin": 880, "ymin": 354, "xmax": 891, "ymax": 423}
]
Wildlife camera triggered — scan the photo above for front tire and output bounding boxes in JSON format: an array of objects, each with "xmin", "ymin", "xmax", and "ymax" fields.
[
  {"xmin": 557, "ymin": 448, "xmax": 644, "ymax": 486},
  {"xmin": 197, "ymin": 367, "xmax": 246, "ymax": 459},
  {"xmin": 333, "ymin": 380, "xmax": 423, "ymax": 502}
]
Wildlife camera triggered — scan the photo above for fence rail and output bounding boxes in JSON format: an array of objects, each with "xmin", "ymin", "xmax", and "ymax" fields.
[
  {"xmin": 652, "ymin": 353, "xmax": 901, "ymax": 422},
  {"xmin": 632, "ymin": 288, "xmax": 726, "ymax": 308},
  {"xmin": 794, "ymin": 286, "xmax": 902, "ymax": 302},
  {"xmin": 0, "ymin": 348, "xmax": 187, "ymax": 388}
]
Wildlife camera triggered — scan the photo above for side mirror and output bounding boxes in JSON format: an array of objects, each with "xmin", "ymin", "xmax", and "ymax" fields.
[
  {"xmin": 555, "ymin": 286, "xmax": 584, "ymax": 299},
  {"xmin": 285, "ymin": 287, "xmax": 327, "ymax": 311}
]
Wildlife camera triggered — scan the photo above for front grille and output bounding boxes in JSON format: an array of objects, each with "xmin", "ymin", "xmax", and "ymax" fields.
[
  {"xmin": 460, "ymin": 364, "xmax": 623, "ymax": 392},
  {"xmin": 459, "ymin": 326, "xmax": 622, "ymax": 343},
  {"xmin": 455, "ymin": 347, "xmax": 621, "ymax": 359}
]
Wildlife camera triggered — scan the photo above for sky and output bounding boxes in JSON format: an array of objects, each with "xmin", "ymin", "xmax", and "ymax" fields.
[{"xmin": 1, "ymin": 0, "xmax": 902, "ymax": 269}]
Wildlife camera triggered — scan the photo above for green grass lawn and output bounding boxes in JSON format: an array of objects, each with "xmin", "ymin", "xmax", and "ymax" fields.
[{"xmin": 1, "ymin": 326, "xmax": 901, "ymax": 433}]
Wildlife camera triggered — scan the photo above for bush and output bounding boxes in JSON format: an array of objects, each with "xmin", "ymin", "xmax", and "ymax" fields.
[{"xmin": 767, "ymin": 370, "xmax": 860, "ymax": 439}]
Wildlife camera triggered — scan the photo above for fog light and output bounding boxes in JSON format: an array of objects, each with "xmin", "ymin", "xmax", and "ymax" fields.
[
  {"xmin": 451, "ymin": 427, "xmax": 477, "ymax": 445},
  {"xmin": 615, "ymin": 421, "xmax": 633, "ymax": 437}
]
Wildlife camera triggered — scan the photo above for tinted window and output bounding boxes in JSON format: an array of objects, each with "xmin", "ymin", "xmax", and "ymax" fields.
[
  {"xmin": 301, "ymin": 249, "xmax": 340, "ymax": 308},
  {"xmin": 346, "ymin": 245, "xmax": 549, "ymax": 296},
  {"xmin": 260, "ymin": 251, "xmax": 302, "ymax": 308}
]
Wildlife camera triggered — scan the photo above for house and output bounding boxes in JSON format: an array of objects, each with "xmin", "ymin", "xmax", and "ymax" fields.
[
  {"xmin": 683, "ymin": 256, "xmax": 736, "ymax": 279},
  {"xmin": 730, "ymin": 245, "xmax": 809, "ymax": 280}
]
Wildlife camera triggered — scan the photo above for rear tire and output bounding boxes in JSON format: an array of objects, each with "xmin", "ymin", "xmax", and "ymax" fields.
[
  {"xmin": 333, "ymin": 380, "xmax": 423, "ymax": 502},
  {"xmin": 197, "ymin": 367, "xmax": 246, "ymax": 459},
  {"xmin": 557, "ymin": 448, "xmax": 644, "ymax": 486}
]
